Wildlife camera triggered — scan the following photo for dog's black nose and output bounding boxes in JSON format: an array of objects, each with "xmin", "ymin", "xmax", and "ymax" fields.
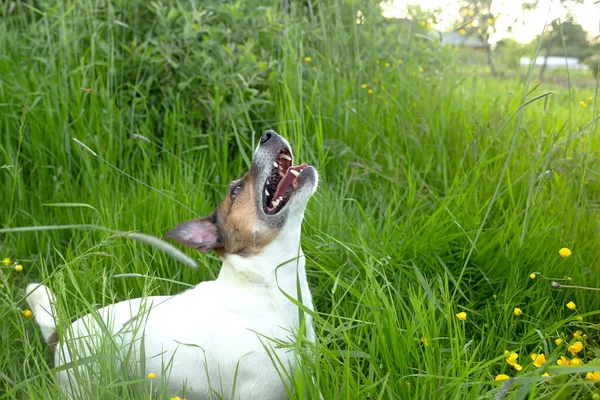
[{"xmin": 260, "ymin": 130, "xmax": 276, "ymax": 144}]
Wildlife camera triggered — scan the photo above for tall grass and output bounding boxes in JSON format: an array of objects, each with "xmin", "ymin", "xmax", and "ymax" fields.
[{"xmin": 1, "ymin": 0, "xmax": 599, "ymax": 398}]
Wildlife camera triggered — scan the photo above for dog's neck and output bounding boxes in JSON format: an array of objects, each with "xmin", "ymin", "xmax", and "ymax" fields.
[{"xmin": 216, "ymin": 215, "xmax": 313, "ymax": 328}]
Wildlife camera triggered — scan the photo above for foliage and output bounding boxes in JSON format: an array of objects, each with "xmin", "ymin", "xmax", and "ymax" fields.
[{"xmin": 1, "ymin": 0, "xmax": 600, "ymax": 399}]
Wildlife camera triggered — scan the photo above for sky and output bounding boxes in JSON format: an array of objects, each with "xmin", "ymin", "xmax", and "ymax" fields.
[{"xmin": 380, "ymin": 0, "xmax": 599, "ymax": 44}]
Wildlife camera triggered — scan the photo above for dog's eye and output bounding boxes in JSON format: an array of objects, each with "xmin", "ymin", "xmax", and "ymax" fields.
[{"xmin": 230, "ymin": 185, "xmax": 242, "ymax": 199}]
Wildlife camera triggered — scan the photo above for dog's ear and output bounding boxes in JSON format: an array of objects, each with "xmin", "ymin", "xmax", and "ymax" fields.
[{"xmin": 164, "ymin": 215, "xmax": 221, "ymax": 252}]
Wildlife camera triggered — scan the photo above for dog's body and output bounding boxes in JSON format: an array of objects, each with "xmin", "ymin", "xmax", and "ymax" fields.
[{"xmin": 26, "ymin": 131, "xmax": 318, "ymax": 399}]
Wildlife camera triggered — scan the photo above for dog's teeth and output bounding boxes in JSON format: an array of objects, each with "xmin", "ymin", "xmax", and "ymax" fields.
[
  {"xmin": 278, "ymin": 196, "xmax": 283, "ymax": 201},
  {"xmin": 273, "ymin": 161, "xmax": 278, "ymax": 168},
  {"xmin": 280, "ymin": 154, "xmax": 291, "ymax": 161},
  {"xmin": 290, "ymin": 169, "xmax": 299, "ymax": 176},
  {"xmin": 265, "ymin": 188, "xmax": 270, "ymax": 196}
]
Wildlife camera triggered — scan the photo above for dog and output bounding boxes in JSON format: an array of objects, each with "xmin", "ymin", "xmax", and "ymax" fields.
[{"xmin": 25, "ymin": 130, "xmax": 319, "ymax": 399}]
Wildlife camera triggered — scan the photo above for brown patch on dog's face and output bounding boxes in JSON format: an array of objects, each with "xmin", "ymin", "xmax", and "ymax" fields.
[{"xmin": 213, "ymin": 165, "xmax": 281, "ymax": 256}]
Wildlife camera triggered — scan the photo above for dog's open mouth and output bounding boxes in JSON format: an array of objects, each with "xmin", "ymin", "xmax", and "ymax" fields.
[{"xmin": 263, "ymin": 148, "xmax": 307, "ymax": 215}]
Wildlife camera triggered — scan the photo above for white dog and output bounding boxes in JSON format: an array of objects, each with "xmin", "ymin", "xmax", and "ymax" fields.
[{"xmin": 26, "ymin": 130, "xmax": 319, "ymax": 399}]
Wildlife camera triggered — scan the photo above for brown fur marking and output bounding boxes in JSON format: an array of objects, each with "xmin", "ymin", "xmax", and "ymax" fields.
[{"xmin": 215, "ymin": 166, "xmax": 281, "ymax": 256}]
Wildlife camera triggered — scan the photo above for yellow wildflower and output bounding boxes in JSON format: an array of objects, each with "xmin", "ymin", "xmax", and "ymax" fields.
[
  {"xmin": 170, "ymin": 397, "xmax": 181, "ymax": 400},
  {"xmin": 487, "ymin": 18, "xmax": 493, "ymax": 24},
  {"xmin": 588, "ymin": 96, "xmax": 593, "ymax": 100},
  {"xmin": 495, "ymin": 374, "xmax": 510, "ymax": 381},
  {"xmin": 420, "ymin": 337, "xmax": 430, "ymax": 347},
  {"xmin": 580, "ymin": 101, "xmax": 588, "ymax": 107},
  {"xmin": 542, "ymin": 372, "xmax": 550, "ymax": 377},
  {"xmin": 304, "ymin": 57, "xmax": 311, "ymax": 63},
  {"xmin": 531, "ymin": 353, "xmax": 546, "ymax": 368},
  {"xmin": 418, "ymin": 67, "xmax": 424, "ymax": 73},
  {"xmin": 459, "ymin": 29, "xmax": 466, "ymax": 35},
  {"xmin": 462, "ymin": 9, "xmax": 469, "ymax": 15},
  {"xmin": 505, "ymin": 352, "xmax": 523, "ymax": 371},
  {"xmin": 566, "ymin": 301, "xmax": 576, "ymax": 310},
  {"xmin": 15, "ymin": 264, "xmax": 23, "ymax": 272},
  {"xmin": 148, "ymin": 372, "xmax": 156, "ymax": 380},
  {"xmin": 420, "ymin": 21, "xmax": 425, "ymax": 27},
  {"xmin": 529, "ymin": 273, "xmax": 536, "ymax": 279},
  {"xmin": 385, "ymin": 62, "xmax": 390, "ymax": 67},
  {"xmin": 555, "ymin": 338, "xmax": 563, "ymax": 345},
  {"xmin": 468, "ymin": 21, "xmax": 473, "ymax": 27},
  {"xmin": 2, "ymin": 258, "xmax": 10, "ymax": 267},
  {"xmin": 361, "ymin": 84, "xmax": 367, "ymax": 89},
  {"xmin": 426, "ymin": 23, "xmax": 431, "ymax": 29},
  {"xmin": 574, "ymin": 330, "xmax": 583, "ymax": 338},
  {"xmin": 397, "ymin": 59, "xmax": 404, "ymax": 64},
  {"xmin": 559, "ymin": 247, "xmax": 572, "ymax": 258},
  {"xmin": 23, "ymin": 309, "xmax": 32, "ymax": 318},
  {"xmin": 456, "ymin": 312, "xmax": 467, "ymax": 321},
  {"xmin": 557, "ymin": 356, "xmax": 569, "ymax": 366},
  {"xmin": 513, "ymin": 308, "xmax": 523, "ymax": 316},
  {"xmin": 570, "ymin": 357, "xmax": 582, "ymax": 366},
  {"xmin": 587, "ymin": 372, "xmax": 600, "ymax": 381},
  {"xmin": 367, "ymin": 89, "xmax": 373, "ymax": 94},
  {"xmin": 569, "ymin": 341, "xmax": 583, "ymax": 355}
]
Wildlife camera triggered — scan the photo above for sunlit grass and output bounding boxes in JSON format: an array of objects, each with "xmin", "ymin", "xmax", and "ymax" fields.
[{"xmin": 1, "ymin": 0, "xmax": 600, "ymax": 399}]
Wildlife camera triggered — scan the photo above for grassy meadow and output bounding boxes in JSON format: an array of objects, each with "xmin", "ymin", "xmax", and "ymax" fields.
[{"xmin": 1, "ymin": 0, "xmax": 600, "ymax": 398}]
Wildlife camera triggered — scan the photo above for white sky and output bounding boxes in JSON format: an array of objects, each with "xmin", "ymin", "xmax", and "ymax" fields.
[{"xmin": 380, "ymin": 0, "xmax": 599, "ymax": 44}]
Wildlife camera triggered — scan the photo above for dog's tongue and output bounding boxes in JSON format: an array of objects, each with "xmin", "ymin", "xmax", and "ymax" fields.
[{"xmin": 271, "ymin": 163, "xmax": 307, "ymax": 203}]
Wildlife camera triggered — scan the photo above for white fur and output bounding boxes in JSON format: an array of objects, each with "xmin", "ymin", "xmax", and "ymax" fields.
[
  {"xmin": 27, "ymin": 194, "xmax": 316, "ymax": 400},
  {"xmin": 25, "ymin": 283, "xmax": 57, "ymax": 343}
]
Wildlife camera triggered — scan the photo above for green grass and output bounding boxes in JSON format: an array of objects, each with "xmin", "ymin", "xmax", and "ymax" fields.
[{"xmin": 1, "ymin": 0, "xmax": 600, "ymax": 398}]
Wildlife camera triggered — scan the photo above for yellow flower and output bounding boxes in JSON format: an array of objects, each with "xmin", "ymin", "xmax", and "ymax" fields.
[
  {"xmin": 495, "ymin": 374, "xmax": 510, "ymax": 381},
  {"xmin": 557, "ymin": 356, "xmax": 569, "ymax": 366},
  {"xmin": 468, "ymin": 10, "xmax": 474, "ymax": 16},
  {"xmin": 459, "ymin": 29, "xmax": 466, "ymax": 35},
  {"xmin": 420, "ymin": 337, "xmax": 430, "ymax": 347},
  {"xmin": 580, "ymin": 101, "xmax": 588, "ymax": 107},
  {"xmin": 566, "ymin": 301, "xmax": 576, "ymax": 310},
  {"xmin": 2, "ymin": 258, "xmax": 10, "ymax": 267},
  {"xmin": 420, "ymin": 21, "xmax": 425, "ymax": 27},
  {"xmin": 418, "ymin": 67, "xmax": 424, "ymax": 73},
  {"xmin": 385, "ymin": 62, "xmax": 390, "ymax": 67},
  {"xmin": 487, "ymin": 18, "xmax": 493, "ymax": 24},
  {"xmin": 456, "ymin": 312, "xmax": 467, "ymax": 321},
  {"xmin": 462, "ymin": 9, "xmax": 469, "ymax": 15},
  {"xmin": 559, "ymin": 247, "xmax": 572, "ymax": 258},
  {"xmin": 542, "ymin": 372, "xmax": 550, "ymax": 377},
  {"xmin": 570, "ymin": 357, "xmax": 582, "ymax": 366},
  {"xmin": 468, "ymin": 21, "xmax": 473, "ymax": 27},
  {"xmin": 304, "ymin": 57, "xmax": 311, "ymax": 63},
  {"xmin": 569, "ymin": 341, "xmax": 583, "ymax": 355},
  {"xmin": 23, "ymin": 309, "xmax": 32, "ymax": 318},
  {"xmin": 397, "ymin": 59, "xmax": 403, "ymax": 64},
  {"xmin": 505, "ymin": 352, "xmax": 523, "ymax": 371},
  {"xmin": 426, "ymin": 23, "xmax": 431, "ymax": 29},
  {"xmin": 531, "ymin": 353, "xmax": 546, "ymax": 368},
  {"xmin": 148, "ymin": 372, "xmax": 156, "ymax": 380},
  {"xmin": 361, "ymin": 84, "xmax": 367, "ymax": 89},
  {"xmin": 15, "ymin": 264, "xmax": 23, "ymax": 272},
  {"xmin": 574, "ymin": 330, "xmax": 583, "ymax": 338},
  {"xmin": 555, "ymin": 338, "xmax": 563, "ymax": 345},
  {"xmin": 367, "ymin": 89, "xmax": 373, "ymax": 94},
  {"xmin": 170, "ymin": 397, "xmax": 181, "ymax": 400},
  {"xmin": 587, "ymin": 372, "xmax": 600, "ymax": 381},
  {"xmin": 588, "ymin": 96, "xmax": 593, "ymax": 100},
  {"xmin": 513, "ymin": 308, "xmax": 523, "ymax": 316}
]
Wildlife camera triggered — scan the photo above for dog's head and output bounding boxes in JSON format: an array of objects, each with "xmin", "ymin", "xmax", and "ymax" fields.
[{"xmin": 165, "ymin": 130, "xmax": 318, "ymax": 257}]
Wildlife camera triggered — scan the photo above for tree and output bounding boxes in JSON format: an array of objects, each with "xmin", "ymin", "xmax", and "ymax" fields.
[
  {"xmin": 457, "ymin": 1, "xmax": 498, "ymax": 75},
  {"xmin": 537, "ymin": 18, "xmax": 592, "ymax": 79}
]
